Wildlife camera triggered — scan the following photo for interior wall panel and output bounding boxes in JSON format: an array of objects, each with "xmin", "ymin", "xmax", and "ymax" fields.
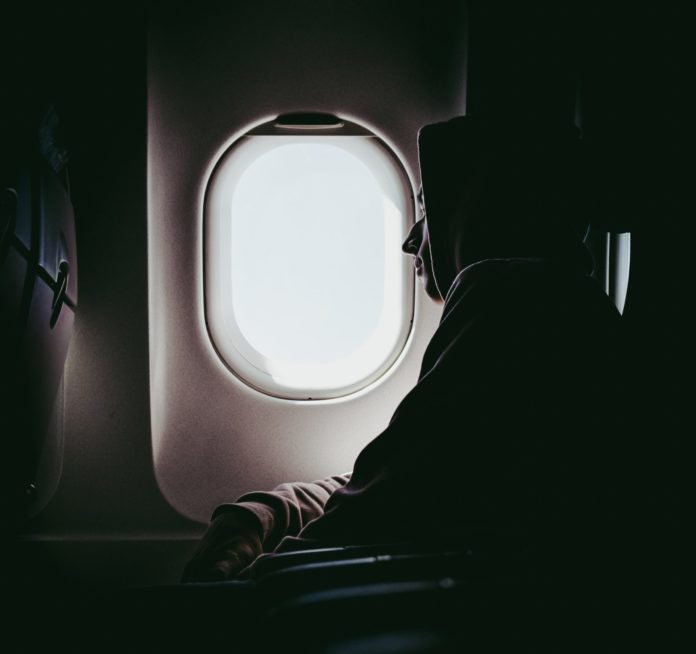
[{"xmin": 148, "ymin": 0, "xmax": 468, "ymax": 520}]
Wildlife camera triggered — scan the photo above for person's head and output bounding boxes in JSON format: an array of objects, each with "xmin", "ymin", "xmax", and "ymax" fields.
[
  {"xmin": 401, "ymin": 187, "xmax": 443, "ymax": 303},
  {"xmin": 411, "ymin": 115, "xmax": 592, "ymax": 300}
]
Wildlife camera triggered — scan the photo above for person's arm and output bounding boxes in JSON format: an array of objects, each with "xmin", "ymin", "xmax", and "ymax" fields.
[
  {"xmin": 181, "ymin": 474, "xmax": 350, "ymax": 582},
  {"xmin": 216, "ymin": 474, "xmax": 351, "ymax": 552}
]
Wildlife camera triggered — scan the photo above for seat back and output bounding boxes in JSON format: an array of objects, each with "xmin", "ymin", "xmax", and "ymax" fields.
[{"xmin": 1, "ymin": 108, "xmax": 77, "ymax": 526}]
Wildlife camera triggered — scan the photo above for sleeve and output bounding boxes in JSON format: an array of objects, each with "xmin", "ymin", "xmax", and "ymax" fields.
[{"xmin": 211, "ymin": 473, "xmax": 351, "ymax": 552}]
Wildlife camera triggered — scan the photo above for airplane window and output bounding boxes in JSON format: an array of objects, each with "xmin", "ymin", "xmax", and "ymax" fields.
[
  {"xmin": 205, "ymin": 118, "xmax": 414, "ymax": 399},
  {"xmin": 606, "ymin": 232, "xmax": 631, "ymax": 315}
]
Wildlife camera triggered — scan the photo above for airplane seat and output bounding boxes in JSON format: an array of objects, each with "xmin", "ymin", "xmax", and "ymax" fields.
[
  {"xmin": 247, "ymin": 524, "xmax": 532, "ymax": 579},
  {"xmin": 261, "ymin": 577, "xmax": 619, "ymax": 653},
  {"xmin": 0, "ymin": 106, "xmax": 77, "ymax": 531},
  {"xmin": 253, "ymin": 548, "xmax": 500, "ymax": 609},
  {"xmin": 69, "ymin": 533, "xmax": 533, "ymax": 652},
  {"xmin": 248, "ymin": 543, "xmax": 433, "ymax": 579}
]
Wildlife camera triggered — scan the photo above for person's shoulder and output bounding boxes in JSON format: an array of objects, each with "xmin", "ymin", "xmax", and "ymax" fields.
[
  {"xmin": 437, "ymin": 259, "xmax": 529, "ymax": 330},
  {"xmin": 444, "ymin": 257, "xmax": 614, "ymax": 320},
  {"xmin": 445, "ymin": 258, "xmax": 551, "ymax": 304}
]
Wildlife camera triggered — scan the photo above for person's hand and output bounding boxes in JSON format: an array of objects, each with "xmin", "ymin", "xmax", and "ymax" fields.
[{"xmin": 182, "ymin": 510, "xmax": 263, "ymax": 582}]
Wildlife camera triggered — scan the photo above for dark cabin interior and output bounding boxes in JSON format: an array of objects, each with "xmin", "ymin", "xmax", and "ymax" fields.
[{"xmin": 1, "ymin": 1, "xmax": 687, "ymax": 651}]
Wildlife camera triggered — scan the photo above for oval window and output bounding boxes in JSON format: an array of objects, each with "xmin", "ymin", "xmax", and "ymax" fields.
[{"xmin": 204, "ymin": 115, "xmax": 415, "ymax": 399}]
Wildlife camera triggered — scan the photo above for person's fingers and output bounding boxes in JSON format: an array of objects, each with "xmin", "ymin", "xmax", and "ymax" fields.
[
  {"xmin": 182, "ymin": 558, "xmax": 225, "ymax": 583},
  {"xmin": 182, "ymin": 545, "xmax": 248, "ymax": 582},
  {"xmin": 192, "ymin": 563, "xmax": 229, "ymax": 583},
  {"xmin": 211, "ymin": 552, "xmax": 244, "ymax": 579},
  {"xmin": 181, "ymin": 514, "xmax": 263, "ymax": 582}
]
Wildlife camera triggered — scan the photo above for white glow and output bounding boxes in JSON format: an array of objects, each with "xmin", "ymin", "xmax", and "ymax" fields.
[
  {"xmin": 607, "ymin": 232, "xmax": 631, "ymax": 315},
  {"xmin": 205, "ymin": 135, "xmax": 413, "ymax": 399}
]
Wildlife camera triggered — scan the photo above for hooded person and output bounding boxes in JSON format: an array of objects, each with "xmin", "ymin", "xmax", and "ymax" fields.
[
  {"xmin": 183, "ymin": 116, "xmax": 628, "ymax": 583},
  {"xmin": 417, "ymin": 115, "xmax": 594, "ymax": 296}
]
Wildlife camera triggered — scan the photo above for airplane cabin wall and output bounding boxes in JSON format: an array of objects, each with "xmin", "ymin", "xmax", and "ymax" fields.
[{"xmin": 147, "ymin": 0, "xmax": 467, "ymax": 523}]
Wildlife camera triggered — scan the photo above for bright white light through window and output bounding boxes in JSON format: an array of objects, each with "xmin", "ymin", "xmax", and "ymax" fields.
[{"xmin": 205, "ymin": 127, "xmax": 414, "ymax": 399}]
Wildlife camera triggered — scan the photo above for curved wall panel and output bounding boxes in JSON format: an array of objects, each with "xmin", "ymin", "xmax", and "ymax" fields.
[{"xmin": 148, "ymin": 1, "xmax": 468, "ymax": 521}]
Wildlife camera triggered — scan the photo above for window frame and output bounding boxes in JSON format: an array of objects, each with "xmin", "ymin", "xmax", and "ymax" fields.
[{"xmin": 203, "ymin": 116, "xmax": 416, "ymax": 400}]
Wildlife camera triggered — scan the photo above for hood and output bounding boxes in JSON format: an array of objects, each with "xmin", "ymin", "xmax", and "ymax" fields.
[{"xmin": 417, "ymin": 115, "xmax": 593, "ymax": 297}]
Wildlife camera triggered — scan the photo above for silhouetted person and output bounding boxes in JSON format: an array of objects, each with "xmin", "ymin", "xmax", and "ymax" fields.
[{"xmin": 183, "ymin": 116, "xmax": 628, "ymax": 583}]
